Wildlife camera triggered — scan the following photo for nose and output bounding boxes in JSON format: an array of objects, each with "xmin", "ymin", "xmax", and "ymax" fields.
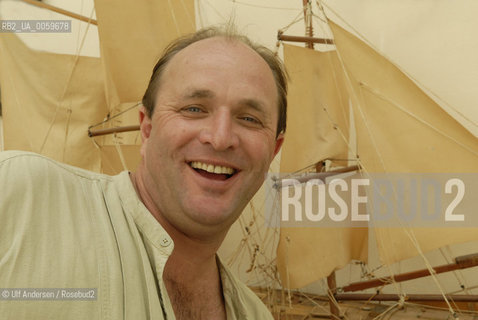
[{"xmin": 198, "ymin": 108, "xmax": 239, "ymax": 150}]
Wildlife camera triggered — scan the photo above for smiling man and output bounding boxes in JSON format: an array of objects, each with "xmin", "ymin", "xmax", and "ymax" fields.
[
  {"xmin": 0, "ymin": 27, "xmax": 286, "ymax": 320},
  {"xmin": 131, "ymin": 28, "xmax": 286, "ymax": 319}
]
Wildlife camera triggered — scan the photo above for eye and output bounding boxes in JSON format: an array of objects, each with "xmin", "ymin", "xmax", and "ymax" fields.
[
  {"xmin": 240, "ymin": 115, "xmax": 263, "ymax": 127},
  {"xmin": 180, "ymin": 105, "xmax": 207, "ymax": 117},
  {"xmin": 185, "ymin": 106, "xmax": 203, "ymax": 113},
  {"xmin": 242, "ymin": 116, "xmax": 258, "ymax": 123}
]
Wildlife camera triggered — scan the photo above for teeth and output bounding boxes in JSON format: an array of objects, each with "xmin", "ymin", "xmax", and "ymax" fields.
[{"xmin": 190, "ymin": 161, "xmax": 235, "ymax": 175}]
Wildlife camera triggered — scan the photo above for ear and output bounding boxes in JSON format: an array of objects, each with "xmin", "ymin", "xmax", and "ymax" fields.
[
  {"xmin": 272, "ymin": 133, "xmax": 284, "ymax": 158},
  {"xmin": 139, "ymin": 106, "xmax": 152, "ymax": 140},
  {"xmin": 139, "ymin": 106, "xmax": 152, "ymax": 157}
]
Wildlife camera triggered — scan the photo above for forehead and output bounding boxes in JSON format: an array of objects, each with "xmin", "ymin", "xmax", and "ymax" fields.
[
  {"xmin": 168, "ymin": 36, "xmax": 270, "ymax": 72},
  {"xmin": 159, "ymin": 37, "xmax": 278, "ymax": 102}
]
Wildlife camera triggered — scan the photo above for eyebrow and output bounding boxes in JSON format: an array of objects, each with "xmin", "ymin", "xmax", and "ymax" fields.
[
  {"xmin": 183, "ymin": 89, "xmax": 270, "ymax": 118},
  {"xmin": 183, "ymin": 89, "xmax": 216, "ymax": 100},
  {"xmin": 239, "ymin": 98, "xmax": 268, "ymax": 118}
]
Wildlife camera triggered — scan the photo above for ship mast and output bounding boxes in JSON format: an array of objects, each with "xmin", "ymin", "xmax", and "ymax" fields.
[{"xmin": 302, "ymin": 0, "xmax": 314, "ymax": 49}]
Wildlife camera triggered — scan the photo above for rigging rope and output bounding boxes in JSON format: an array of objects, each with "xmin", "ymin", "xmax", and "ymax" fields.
[
  {"xmin": 276, "ymin": 6, "xmax": 457, "ymax": 320},
  {"xmin": 316, "ymin": 1, "xmax": 451, "ymax": 315},
  {"xmin": 278, "ymin": 10, "xmax": 306, "ymax": 35},
  {"xmin": 318, "ymin": 16, "xmax": 472, "ymax": 313},
  {"xmin": 112, "ymin": 134, "xmax": 128, "ymax": 172},
  {"xmin": 201, "ymin": 0, "xmax": 228, "ymax": 22},
  {"xmin": 75, "ymin": 0, "xmax": 85, "ymax": 55},
  {"xmin": 359, "ymin": 82, "xmax": 478, "ymax": 157},
  {"xmin": 319, "ymin": 0, "xmax": 478, "ymax": 131},
  {"xmin": 179, "ymin": 0, "xmax": 195, "ymax": 30},
  {"xmin": 403, "ymin": 228, "xmax": 459, "ymax": 318},
  {"xmin": 61, "ymin": 107, "xmax": 72, "ymax": 162},
  {"xmin": 88, "ymin": 102, "xmax": 141, "ymax": 129},
  {"xmin": 166, "ymin": 0, "xmax": 181, "ymax": 36},
  {"xmin": 6, "ymin": 71, "xmax": 35, "ymax": 152},
  {"xmin": 440, "ymin": 246, "xmax": 474, "ymax": 295},
  {"xmin": 227, "ymin": 0, "xmax": 301, "ymax": 11},
  {"xmin": 39, "ymin": 5, "xmax": 95, "ymax": 153}
]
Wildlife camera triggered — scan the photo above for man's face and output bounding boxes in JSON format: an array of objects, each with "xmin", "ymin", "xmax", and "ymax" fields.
[{"xmin": 139, "ymin": 37, "xmax": 283, "ymax": 238}]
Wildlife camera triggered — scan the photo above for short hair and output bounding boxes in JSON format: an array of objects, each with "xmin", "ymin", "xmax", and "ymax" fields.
[{"xmin": 142, "ymin": 26, "xmax": 287, "ymax": 137}]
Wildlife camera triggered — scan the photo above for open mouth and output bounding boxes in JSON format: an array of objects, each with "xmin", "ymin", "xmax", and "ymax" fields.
[{"xmin": 189, "ymin": 161, "xmax": 237, "ymax": 181}]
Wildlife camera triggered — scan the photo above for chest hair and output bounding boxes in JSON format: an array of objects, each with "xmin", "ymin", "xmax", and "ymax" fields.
[{"xmin": 165, "ymin": 277, "xmax": 226, "ymax": 320}]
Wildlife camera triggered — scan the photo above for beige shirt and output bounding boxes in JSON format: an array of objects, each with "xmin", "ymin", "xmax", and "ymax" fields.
[{"xmin": 0, "ymin": 151, "xmax": 273, "ymax": 319}]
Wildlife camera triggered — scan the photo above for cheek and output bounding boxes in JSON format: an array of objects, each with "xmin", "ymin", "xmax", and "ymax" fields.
[
  {"xmin": 245, "ymin": 136, "xmax": 276, "ymax": 167},
  {"xmin": 150, "ymin": 122, "xmax": 198, "ymax": 161},
  {"xmin": 162, "ymin": 117, "xmax": 196, "ymax": 137}
]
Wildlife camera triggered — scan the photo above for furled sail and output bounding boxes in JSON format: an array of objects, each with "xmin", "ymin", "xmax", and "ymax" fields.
[{"xmin": 0, "ymin": 34, "xmax": 107, "ymax": 171}]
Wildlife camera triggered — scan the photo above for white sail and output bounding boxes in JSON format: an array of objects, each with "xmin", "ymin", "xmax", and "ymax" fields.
[
  {"xmin": 0, "ymin": 0, "xmax": 195, "ymax": 174},
  {"xmin": 0, "ymin": 33, "xmax": 106, "ymax": 171},
  {"xmin": 275, "ymin": 19, "xmax": 478, "ymax": 289},
  {"xmin": 329, "ymin": 20, "xmax": 478, "ymax": 265},
  {"xmin": 92, "ymin": 0, "xmax": 195, "ymax": 173},
  {"xmin": 277, "ymin": 43, "xmax": 367, "ymax": 289}
]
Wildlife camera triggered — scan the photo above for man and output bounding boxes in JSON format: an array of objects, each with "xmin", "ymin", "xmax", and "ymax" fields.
[{"xmin": 0, "ymin": 26, "xmax": 286, "ymax": 319}]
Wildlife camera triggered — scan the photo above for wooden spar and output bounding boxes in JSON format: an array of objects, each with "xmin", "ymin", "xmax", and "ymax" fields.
[
  {"xmin": 274, "ymin": 164, "xmax": 359, "ymax": 188},
  {"xmin": 280, "ymin": 1, "xmax": 334, "ymax": 46},
  {"xmin": 335, "ymin": 293, "xmax": 478, "ymax": 302},
  {"xmin": 327, "ymin": 271, "xmax": 341, "ymax": 319},
  {"xmin": 278, "ymin": 32, "xmax": 334, "ymax": 45},
  {"xmin": 314, "ymin": 160, "xmax": 342, "ymax": 319},
  {"xmin": 88, "ymin": 125, "xmax": 139, "ymax": 137},
  {"xmin": 320, "ymin": 164, "xmax": 359, "ymax": 174},
  {"xmin": 20, "ymin": 0, "xmax": 98, "ymax": 25},
  {"xmin": 341, "ymin": 253, "xmax": 478, "ymax": 292}
]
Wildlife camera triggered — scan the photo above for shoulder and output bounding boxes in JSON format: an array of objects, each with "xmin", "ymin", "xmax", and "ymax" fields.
[
  {"xmin": 0, "ymin": 150, "xmax": 110, "ymax": 183},
  {"xmin": 0, "ymin": 150, "xmax": 114, "ymax": 224},
  {"xmin": 0, "ymin": 151, "xmax": 116, "ymax": 318}
]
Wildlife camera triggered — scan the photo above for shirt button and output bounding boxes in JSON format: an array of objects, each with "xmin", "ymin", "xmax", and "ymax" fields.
[{"xmin": 160, "ymin": 235, "xmax": 171, "ymax": 247}]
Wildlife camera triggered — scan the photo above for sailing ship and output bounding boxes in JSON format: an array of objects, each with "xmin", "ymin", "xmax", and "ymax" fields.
[
  {"xmin": 274, "ymin": 12, "xmax": 478, "ymax": 319},
  {"xmin": 1, "ymin": 1, "xmax": 478, "ymax": 319}
]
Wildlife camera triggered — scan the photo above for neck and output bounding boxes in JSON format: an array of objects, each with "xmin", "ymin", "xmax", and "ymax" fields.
[
  {"xmin": 161, "ymin": 224, "xmax": 226, "ymax": 320},
  {"xmin": 129, "ymin": 169, "xmax": 227, "ymax": 319}
]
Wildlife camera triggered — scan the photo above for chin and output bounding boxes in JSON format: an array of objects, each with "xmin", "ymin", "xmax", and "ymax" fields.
[{"xmin": 184, "ymin": 199, "xmax": 244, "ymax": 227}]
